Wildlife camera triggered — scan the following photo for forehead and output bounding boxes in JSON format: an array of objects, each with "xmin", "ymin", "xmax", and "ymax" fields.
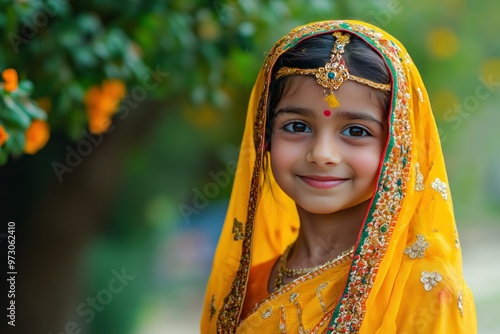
[{"xmin": 276, "ymin": 76, "xmax": 384, "ymax": 112}]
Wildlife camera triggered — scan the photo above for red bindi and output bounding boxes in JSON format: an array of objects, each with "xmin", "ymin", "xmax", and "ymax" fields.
[{"xmin": 323, "ymin": 110, "xmax": 331, "ymax": 117}]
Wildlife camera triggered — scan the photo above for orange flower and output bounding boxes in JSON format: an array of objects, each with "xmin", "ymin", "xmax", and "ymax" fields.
[
  {"xmin": 2, "ymin": 68, "xmax": 18, "ymax": 92},
  {"xmin": 25, "ymin": 120, "xmax": 50, "ymax": 154},
  {"xmin": 0, "ymin": 125, "xmax": 9, "ymax": 146},
  {"xmin": 88, "ymin": 115, "xmax": 112, "ymax": 134},
  {"xmin": 102, "ymin": 80, "xmax": 126, "ymax": 100},
  {"xmin": 84, "ymin": 80, "xmax": 126, "ymax": 134}
]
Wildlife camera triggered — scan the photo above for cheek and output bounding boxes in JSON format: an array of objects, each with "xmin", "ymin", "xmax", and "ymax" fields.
[
  {"xmin": 350, "ymin": 148, "xmax": 383, "ymax": 181},
  {"xmin": 270, "ymin": 137, "xmax": 299, "ymax": 176}
]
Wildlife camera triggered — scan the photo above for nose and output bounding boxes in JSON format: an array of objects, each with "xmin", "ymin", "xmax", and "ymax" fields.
[{"xmin": 306, "ymin": 132, "xmax": 342, "ymax": 165}]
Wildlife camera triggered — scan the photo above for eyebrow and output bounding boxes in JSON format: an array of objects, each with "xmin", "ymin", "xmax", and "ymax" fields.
[
  {"xmin": 274, "ymin": 106, "xmax": 315, "ymax": 118},
  {"xmin": 334, "ymin": 110, "xmax": 385, "ymax": 129},
  {"xmin": 275, "ymin": 107, "xmax": 384, "ymax": 128}
]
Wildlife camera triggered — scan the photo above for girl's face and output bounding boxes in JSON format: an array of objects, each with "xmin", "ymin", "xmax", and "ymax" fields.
[{"xmin": 270, "ymin": 76, "xmax": 388, "ymax": 216}]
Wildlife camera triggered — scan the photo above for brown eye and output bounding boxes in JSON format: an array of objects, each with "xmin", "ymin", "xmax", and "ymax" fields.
[
  {"xmin": 284, "ymin": 122, "xmax": 311, "ymax": 133},
  {"xmin": 342, "ymin": 126, "xmax": 369, "ymax": 137}
]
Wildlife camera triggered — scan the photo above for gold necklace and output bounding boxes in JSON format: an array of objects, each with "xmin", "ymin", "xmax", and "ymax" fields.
[{"xmin": 273, "ymin": 244, "xmax": 355, "ymax": 292}]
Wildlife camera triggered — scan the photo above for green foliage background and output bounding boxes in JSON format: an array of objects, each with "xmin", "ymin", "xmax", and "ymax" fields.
[{"xmin": 1, "ymin": 0, "xmax": 499, "ymax": 333}]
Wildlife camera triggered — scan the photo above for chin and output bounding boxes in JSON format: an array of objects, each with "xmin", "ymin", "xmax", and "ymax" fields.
[
  {"xmin": 296, "ymin": 198, "xmax": 372, "ymax": 216},
  {"xmin": 296, "ymin": 201, "xmax": 345, "ymax": 215}
]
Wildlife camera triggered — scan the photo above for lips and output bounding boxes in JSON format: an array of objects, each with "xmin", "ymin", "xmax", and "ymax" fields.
[{"xmin": 299, "ymin": 175, "xmax": 348, "ymax": 189}]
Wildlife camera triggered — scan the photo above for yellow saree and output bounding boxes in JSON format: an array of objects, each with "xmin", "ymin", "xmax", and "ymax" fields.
[{"xmin": 201, "ymin": 20, "xmax": 477, "ymax": 333}]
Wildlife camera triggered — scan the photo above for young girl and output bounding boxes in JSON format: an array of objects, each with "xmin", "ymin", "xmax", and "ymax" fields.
[{"xmin": 201, "ymin": 20, "xmax": 477, "ymax": 333}]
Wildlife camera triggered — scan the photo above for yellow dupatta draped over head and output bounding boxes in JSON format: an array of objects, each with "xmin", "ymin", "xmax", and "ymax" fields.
[{"xmin": 201, "ymin": 20, "xmax": 477, "ymax": 333}]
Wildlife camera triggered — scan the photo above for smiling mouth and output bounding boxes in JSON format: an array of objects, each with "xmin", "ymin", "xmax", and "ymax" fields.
[{"xmin": 299, "ymin": 175, "xmax": 348, "ymax": 189}]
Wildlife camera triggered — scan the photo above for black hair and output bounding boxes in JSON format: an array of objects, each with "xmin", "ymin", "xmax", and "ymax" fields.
[{"xmin": 265, "ymin": 33, "xmax": 391, "ymax": 149}]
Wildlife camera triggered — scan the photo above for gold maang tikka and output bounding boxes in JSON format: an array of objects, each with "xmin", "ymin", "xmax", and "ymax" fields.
[{"xmin": 275, "ymin": 31, "xmax": 391, "ymax": 108}]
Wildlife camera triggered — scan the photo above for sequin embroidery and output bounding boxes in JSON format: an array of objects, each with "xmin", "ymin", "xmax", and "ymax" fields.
[
  {"xmin": 290, "ymin": 293, "xmax": 307, "ymax": 333},
  {"xmin": 458, "ymin": 291, "xmax": 464, "ymax": 316},
  {"xmin": 420, "ymin": 271, "xmax": 442, "ymax": 291},
  {"xmin": 232, "ymin": 218, "xmax": 244, "ymax": 241},
  {"xmin": 316, "ymin": 282, "xmax": 329, "ymax": 314},
  {"xmin": 417, "ymin": 87, "xmax": 424, "ymax": 102},
  {"xmin": 262, "ymin": 307, "xmax": 272, "ymax": 319},
  {"xmin": 404, "ymin": 234, "xmax": 429, "ymax": 259},
  {"xmin": 279, "ymin": 305, "xmax": 287, "ymax": 333},
  {"xmin": 209, "ymin": 295, "xmax": 216, "ymax": 321},
  {"xmin": 247, "ymin": 247, "xmax": 353, "ymax": 333},
  {"xmin": 415, "ymin": 163, "xmax": 425, "ymax": 191},
  {"xmin": 431, "ymin": 178, "xmax": 448, "ymax": 200}
]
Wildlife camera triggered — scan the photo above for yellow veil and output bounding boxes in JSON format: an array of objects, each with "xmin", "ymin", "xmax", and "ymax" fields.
[{"xmin": 201, "ymin": 20, "xmax": 477, "ymax": 333}]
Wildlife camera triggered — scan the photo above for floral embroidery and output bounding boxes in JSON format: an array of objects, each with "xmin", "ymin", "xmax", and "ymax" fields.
[
  {"xmin": 420, "ymin": 271, "xmax": 442, "ymax": 291},
  {"xmin": 209, "ymin": 295, "xmax": 216, "ymax": 321},
  {"xmin": 232, "ymin": 218, "xmax": 244, "ymax": 241},
  {"xmin": 404, "ymin": 234, "xmax": 429, "ymax": 259},
  {"xmin": 431, "ymin": 178, "xmax": 448, "ymax": 200},
  {"xmin": 262, "ymin": 307, "xmax": 273, "ymax": 319},
  {"xmin": 458, "ymin": 291, "xmax": 464, "ymax": 316},
  {"xmin": 415, "ymin": 163, "xmax": 425, "ymax": 191}
]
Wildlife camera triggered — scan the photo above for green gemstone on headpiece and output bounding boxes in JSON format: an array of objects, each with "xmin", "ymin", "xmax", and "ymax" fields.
[{"xmin": 328, "ymin": 72, "xmax": 335, "ymax": 79}]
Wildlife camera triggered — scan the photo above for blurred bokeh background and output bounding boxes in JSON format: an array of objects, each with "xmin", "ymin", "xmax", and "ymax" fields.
[{"xmin": 1, "ymin": 0, "xmax": 499, "ymax": 333}]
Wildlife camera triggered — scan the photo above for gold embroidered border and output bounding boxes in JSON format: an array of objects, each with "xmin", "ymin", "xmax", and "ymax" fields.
[{"xmin": 327, "ymin": 23, "xmax": 411, "ymax": 333}]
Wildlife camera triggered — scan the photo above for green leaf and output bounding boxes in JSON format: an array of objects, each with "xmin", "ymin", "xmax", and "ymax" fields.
[
  {"xmin": 10, "ymin": 80, "xmax": 33, "ymax": 98},
  {"xmin": 22, "ymin": 99, "xmax": 47, "ymax": 120},
  {"xmin": 2, "ymin": 126, "xmax": 25, "ymax": 157},
  {"xmin": 1, "ymin": 95, "xmax": 31, "ymax": 128},
  {"xmin": 7, "ymin": 127, "xmax": 26, "ymax": 156}
]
